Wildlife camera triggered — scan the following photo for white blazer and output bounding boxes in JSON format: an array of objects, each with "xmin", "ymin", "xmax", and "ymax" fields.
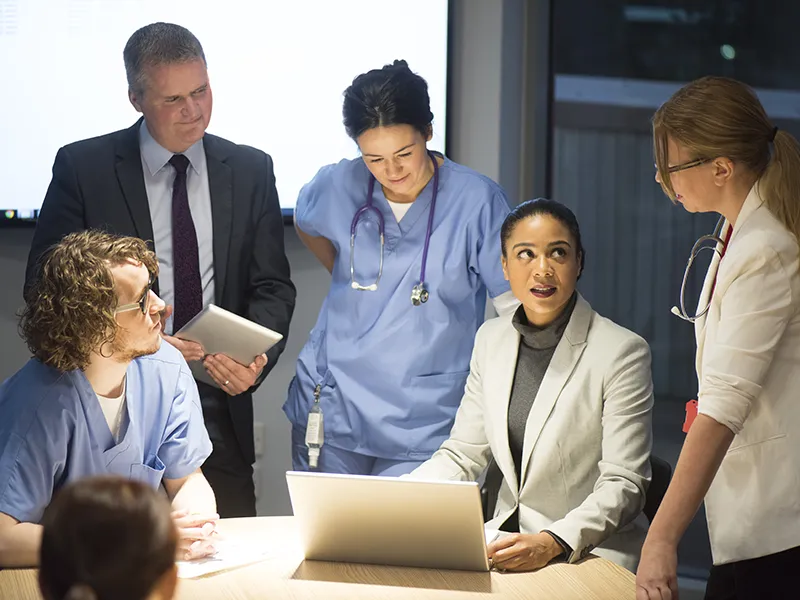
[
  {"xmin": 410, "ymin": 294, "xmax": 653, "ymax": 572},
  {"xmin": 695, "ymin": 184, "xmax": 800, "ymax": 565}
]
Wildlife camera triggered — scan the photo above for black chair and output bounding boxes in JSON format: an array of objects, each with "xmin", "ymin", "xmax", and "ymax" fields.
[
  {"xmin": 480, "ymin": 458, "xmax": 503, "ymax": 522},
  {"xmin": 480, "ymin": 455, "xmax": 673, "ymax": 524},
  {"xmin": 644, "ymin": 455, "xmax": 673, "ymax": 523}
]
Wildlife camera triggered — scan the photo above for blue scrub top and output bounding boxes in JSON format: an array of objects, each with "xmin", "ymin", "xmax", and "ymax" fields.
[
  {"xmin": 0, "ymin": 341, "xmax": 212, "ymax": 524},
  {"xmin": 284, "ymin": 155, "xmax": 511, "ymax": 460}
]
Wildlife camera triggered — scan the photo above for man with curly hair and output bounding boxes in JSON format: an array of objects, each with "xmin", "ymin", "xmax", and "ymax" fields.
[{"xmin": 0, "ymin": 231, "xmax": 218, "ymax": 568}]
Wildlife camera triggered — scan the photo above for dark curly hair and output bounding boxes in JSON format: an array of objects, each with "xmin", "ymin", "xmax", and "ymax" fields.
[{"xmin": 20, "ymin": 230, "xmax": 159, "ymax": 372}]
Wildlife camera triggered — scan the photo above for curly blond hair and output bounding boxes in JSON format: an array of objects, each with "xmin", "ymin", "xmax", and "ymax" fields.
[{"xmin": 20, "ymin": 230, "xmax": 159, "ymax": 372}]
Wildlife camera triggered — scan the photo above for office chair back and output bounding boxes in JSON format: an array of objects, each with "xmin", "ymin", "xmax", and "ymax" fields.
[
  {"xmin": 481, "ymin": 458, "xmax": 502, "ymax": 522},
  {"xmin": 482, "ymin": 455, "xmax": 673, "ymax": 524},
  {"xmin": 644, "ymin": 455, "xmax": 673, "ymax": 523}
]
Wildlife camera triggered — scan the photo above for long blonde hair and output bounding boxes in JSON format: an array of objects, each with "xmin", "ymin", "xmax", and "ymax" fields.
[{"xmin": 653, "ymin": 76, "xmax": 800, "ymax": 244}]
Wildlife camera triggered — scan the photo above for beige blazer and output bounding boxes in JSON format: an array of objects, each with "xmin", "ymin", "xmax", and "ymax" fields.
[
  {"xmin": 695, "ymin": 184, "xmax": 800, "ymax": 565},
  {"xmin": 410, "ymin": 294, "xmax": 653, "ymax": 572}
]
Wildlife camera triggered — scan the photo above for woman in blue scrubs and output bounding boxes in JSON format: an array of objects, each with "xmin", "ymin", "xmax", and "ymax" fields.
[{"xmin": 285, "ymin": 60, "xmax": 516, "ymax": 476}]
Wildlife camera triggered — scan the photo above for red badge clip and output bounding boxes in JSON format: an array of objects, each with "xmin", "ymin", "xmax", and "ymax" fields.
[{"xmin": 683, "ymin": 399, "xmax": 698, "ymax": 433}]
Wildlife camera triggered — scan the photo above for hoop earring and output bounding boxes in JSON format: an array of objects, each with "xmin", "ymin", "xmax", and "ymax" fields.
[{"xmin": 99, "ymin": 333, "xmax": 116, "ymax": 359}]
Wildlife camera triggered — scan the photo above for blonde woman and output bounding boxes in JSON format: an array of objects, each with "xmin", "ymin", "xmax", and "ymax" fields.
[{"xmin": 637, "ymin": 77, "xmax": 800, "ymax": 600}]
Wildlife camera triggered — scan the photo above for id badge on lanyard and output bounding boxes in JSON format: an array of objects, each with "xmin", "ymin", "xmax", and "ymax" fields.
[
  {"xmin": 306, "ymin": 384, "xmax": 324, "ymax": 468},
  {"xmin": 306, "ymin": 371, "xmax": 333, "ymax": 469}
]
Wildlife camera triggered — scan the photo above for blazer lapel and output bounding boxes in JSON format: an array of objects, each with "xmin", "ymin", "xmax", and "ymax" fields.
[
  {"xmin": 519, "ymin": 295, "xmax": 591, "ymax": 483},
  {"xmin": 696, "ymin": 184, "xmax": 763, "ymax": 338},
  {"xmin": 115, "ymin": 119, "xmax": 155, "ymax": 247},
  {"xmin": 203, "ymin": 134, "xmax": 233, "ymax": 305},
  {"xmin": 489, "ymin": 318, "xmax": 522, "ymax": 498}
]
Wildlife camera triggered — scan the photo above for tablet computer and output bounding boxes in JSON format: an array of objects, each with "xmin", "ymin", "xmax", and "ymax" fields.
[{"xmin": 174, "ymin": 304, "xmax": 283, "ymax": 389}]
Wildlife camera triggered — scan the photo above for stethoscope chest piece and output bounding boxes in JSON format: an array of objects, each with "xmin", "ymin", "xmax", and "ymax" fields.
[{"xmin": 411, "ymin": 283, "xmax": 429, "ymax": 306}]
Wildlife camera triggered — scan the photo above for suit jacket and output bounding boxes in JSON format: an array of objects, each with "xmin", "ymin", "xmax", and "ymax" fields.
[
  {"xmin": 411, "ymin": 294, "xmax": 653, "ymax": 572},
  {"xmin": 25, "ymin": 119, "xmax": 296, "ymax": 464},
  {"xmin": 695, "ymin": 184, "xmax": 800, "ymax": 565}
]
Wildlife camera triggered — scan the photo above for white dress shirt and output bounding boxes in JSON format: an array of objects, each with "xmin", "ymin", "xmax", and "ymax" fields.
[{"xmin": 139, "ymin": 121, "xmax": 215, "ymax": 335}]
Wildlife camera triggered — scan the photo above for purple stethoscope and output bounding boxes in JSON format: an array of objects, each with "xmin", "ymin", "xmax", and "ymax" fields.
[{"xmin": 349, "ymin": 151, "xmax": 439, "ymax": 306}]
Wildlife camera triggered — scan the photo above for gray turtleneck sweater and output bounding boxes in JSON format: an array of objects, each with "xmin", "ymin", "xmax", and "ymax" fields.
[
  {"xmin": 501, "ymin": 292, "xmax": 577, "ymax": 549},
  {"xmin": 508, "ymin": 292, "xmax": 577, "ymax": 480}
]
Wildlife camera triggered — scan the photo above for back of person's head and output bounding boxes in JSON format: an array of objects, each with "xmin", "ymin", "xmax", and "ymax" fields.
[
  {"xmin": 19, "ymin": 230, "xmax": 159, "ymax": 372},
  {"xmin": 39, "ymin": 477, "xmax": 178, "ymax": 600},
  {"xmin": 342, "ymin": 60, "xmax": 434, "ymax": 140},
  {"xmin": 123, "ymin": 22, "xmax": 206, "ymax": 96},
  {"xmin": 653, "ymin": 76, "xmax": 800, "ymax": 243},
  {"xmin": 500, "ymin": 198, "xmax": 586, "ymax": 277}
]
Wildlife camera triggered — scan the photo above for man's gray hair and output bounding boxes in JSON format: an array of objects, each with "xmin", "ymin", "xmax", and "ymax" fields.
[{"xmin": 123, "ymin": 22, "xmax": 206, "ymax": 96}]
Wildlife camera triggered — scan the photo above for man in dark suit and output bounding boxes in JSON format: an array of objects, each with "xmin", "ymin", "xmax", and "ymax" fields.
[{"xmin": 24, "ymin": 22, "xmax": 296, "ymax": 518}]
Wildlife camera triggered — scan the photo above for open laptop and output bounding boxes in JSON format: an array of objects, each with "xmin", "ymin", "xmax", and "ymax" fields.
[{"xmin": 285, "ymin": 471, "xmax": 491, "ymax": 572}]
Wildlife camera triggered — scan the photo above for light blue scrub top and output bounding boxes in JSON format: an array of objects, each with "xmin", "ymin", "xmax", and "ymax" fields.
[
  {"xmin": 0, "ymin": 341, "xmax": 212, "ymax": 524},
  {"xmin": 284, "ymin": 155, "xmax": 511, "ymax": 460}
]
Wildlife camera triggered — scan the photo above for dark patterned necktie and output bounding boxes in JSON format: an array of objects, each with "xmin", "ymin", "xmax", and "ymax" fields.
[{"xmin": 169, "ymin": 154, "xmax": 203, "ymax": 332}]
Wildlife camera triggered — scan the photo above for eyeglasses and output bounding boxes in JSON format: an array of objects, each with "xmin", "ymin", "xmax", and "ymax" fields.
[
  {"xmin": 115, "ymin": 271, "xmax": 156, "ymax": 315},
  {"xmin": 661, "ymin": 157, "xmax": 712, "ymax": 174}
]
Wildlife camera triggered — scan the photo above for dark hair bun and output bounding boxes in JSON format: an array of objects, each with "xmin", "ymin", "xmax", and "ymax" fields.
[{"xmin": 342, "ymin": 60, "xmax": 433, "ymax": 140}]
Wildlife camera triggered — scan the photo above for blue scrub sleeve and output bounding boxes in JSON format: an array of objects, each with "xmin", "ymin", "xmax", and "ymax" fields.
[
  {"xmin": 470, "ymin": 190, "xmax": 512, "ymax": 298},
  {"xmin": 294, "ymin": 164, "xmax": 335, "ymax": 238},
  {"xmin": 158, "ymin": 368, "xmax": 213, "ymax": 481},
  {"xmin": 0, "ymin": 418, "xmax": 65, "ymax": 524}
]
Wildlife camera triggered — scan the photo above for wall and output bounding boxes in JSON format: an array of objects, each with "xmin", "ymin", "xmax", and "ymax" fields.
[{"xmin": 0, "ymin": 230, "xmax": 31, "ymax": 378}]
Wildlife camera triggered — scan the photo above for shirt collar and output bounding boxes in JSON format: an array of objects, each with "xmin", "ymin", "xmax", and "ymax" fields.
[{"xmin": 138, "ymin": 120, "xmax": 206, "ymax": 177}]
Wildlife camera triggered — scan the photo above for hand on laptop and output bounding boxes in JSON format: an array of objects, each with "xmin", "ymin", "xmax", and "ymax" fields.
[
  {"xmin": 172, "ymin": 509, "xmax": 219, "ymax": 561},
  {"xmin": 203, "ymin": 352, "xmax": 267, "ymax": 395},
  {"xmin": 487, "ymin": 532, "xmax": 562, "ymax": 572}
]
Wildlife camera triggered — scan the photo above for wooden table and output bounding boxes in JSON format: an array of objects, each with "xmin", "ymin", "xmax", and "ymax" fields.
[{"xmin": 0, "ymin": 517, "xmax": 636, "ymax": 600}]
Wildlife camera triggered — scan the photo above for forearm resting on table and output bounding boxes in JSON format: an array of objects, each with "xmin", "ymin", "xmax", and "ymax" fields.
[
  {"xmin": 647, "ymin": 414, "xmax": 735, "ymax": 546},
  {"xmin": 0, "ymin": 517, "xmax": 43, "ymax": 567},
  {"xmin": 166, "ymin": 470, "xmax": 217, "ymax": 515},
  {"xmin": 295, "ymin": 226, "xmax": 336, "ymax": 273}
]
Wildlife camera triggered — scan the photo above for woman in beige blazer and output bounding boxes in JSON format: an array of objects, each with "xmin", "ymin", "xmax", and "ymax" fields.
[
  {"xmin": 410, "ymin": 198, "xmax": 654, "ymax": 573},
  {"xmin": 637, "ymin": 77, "xmax": 800, "ymax": 600}
]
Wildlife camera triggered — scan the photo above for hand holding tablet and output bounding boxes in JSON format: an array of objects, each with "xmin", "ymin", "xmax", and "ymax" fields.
[{"xmin": 173, "ymin": 304, "xmax": 284, "ymax": 390}]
